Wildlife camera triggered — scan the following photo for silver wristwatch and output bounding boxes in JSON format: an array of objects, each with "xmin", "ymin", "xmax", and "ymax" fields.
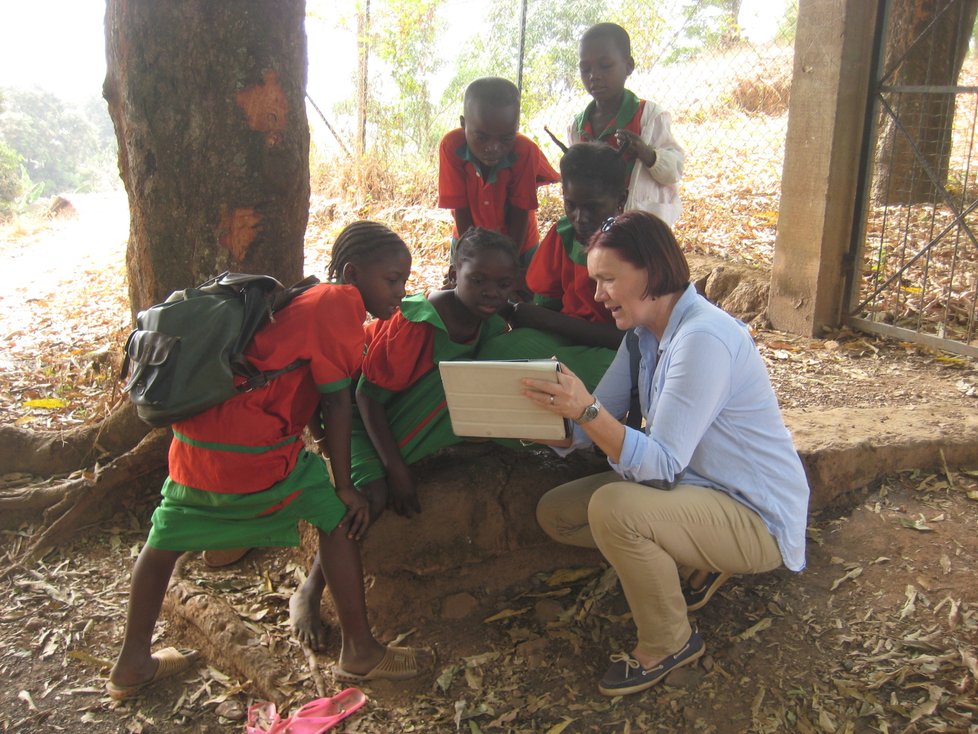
[{"xmin": 575, "ymin": 397, "xmax": 601, "ymax": 424}]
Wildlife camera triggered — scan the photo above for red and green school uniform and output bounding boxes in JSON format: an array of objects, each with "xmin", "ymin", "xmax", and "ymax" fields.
[
  {"xmin": 350, "ymin": 293, "xmax": 508, "ymax": 487},
  {"xmin": 438, "ymin": 128, "xmax": 559, "ymax": 264},
  {"xmin": 146, "ymin": 284, "xmax": 365, "ymax": 551},
  {"xmin": 479, "ymin": 219, "xmax": 617, "ymax": 392},
  {"xmin": 568, "ymin": 89, "xmax": 684, "ymax": 226}
]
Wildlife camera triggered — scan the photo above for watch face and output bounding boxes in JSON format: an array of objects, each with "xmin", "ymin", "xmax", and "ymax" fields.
[{"xmin": 578, "ymin": 400, "xmax": 600, "ymax": 423}]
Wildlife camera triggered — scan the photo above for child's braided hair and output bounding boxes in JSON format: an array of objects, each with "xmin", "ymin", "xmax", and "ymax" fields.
[{"xmin": 328, "ymin": 221, "xmax": 408, "ymax": 282}]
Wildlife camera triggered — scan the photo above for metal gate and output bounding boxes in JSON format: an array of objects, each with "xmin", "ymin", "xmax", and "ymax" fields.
[{"xmin": 848, "ymin": 0, "xmax": 978, "ymax": 357}]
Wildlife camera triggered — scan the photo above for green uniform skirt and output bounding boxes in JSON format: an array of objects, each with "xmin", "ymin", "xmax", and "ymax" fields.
[
  {"xmin": 350, "ymin": 369, "xmax": 462, "ymax": 487},
  {"xmin": 146, "ymin": 449, "xmax": 347, "ymax": 551}
]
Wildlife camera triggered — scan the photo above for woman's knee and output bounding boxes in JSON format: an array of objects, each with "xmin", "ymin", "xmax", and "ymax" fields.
[
  {"xmin": 535, "ymin": 489, "xmax": 563, "ymax": 542},
  {"xmin": 586, "ymin": 482, "xmax": 634, "ymax": 531}
]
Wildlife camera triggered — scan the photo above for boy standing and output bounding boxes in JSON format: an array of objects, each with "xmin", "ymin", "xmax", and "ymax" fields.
[{"xmin": 438, "ymin": 77, "xmax": 559, "ymax": 267}]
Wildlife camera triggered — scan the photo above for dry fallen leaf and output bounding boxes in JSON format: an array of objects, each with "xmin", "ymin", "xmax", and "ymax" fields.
[
  {"xmin": 483, "ymin": 607, "xmax": 530, "ymax": 623},
  {"xmin": 732, "ymin": 617, "xmax": 773, "ymax": 642},
  {"xmin": 898, "ymin": 517, "xmax": 933, "ymax": 532},
  {"xmin": 830, "ymin": 566, "xmax": 863, "ymax": 591}
]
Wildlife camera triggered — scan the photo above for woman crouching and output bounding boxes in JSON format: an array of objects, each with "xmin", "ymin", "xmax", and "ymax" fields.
[{"xmin": 522, "ymin": 210, "xmax": 810, "ymax": 697}]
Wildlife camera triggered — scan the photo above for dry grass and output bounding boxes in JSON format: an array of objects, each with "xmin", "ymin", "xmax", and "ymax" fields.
[{"xmin": 730, "ymin": 62, "xmax": 791, "ymax": 116}]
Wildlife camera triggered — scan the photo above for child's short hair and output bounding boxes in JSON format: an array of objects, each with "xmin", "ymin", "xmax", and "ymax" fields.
[
  {"xmin": 453, "ymin": 227, "xmax": 519, "ymax": 269},
  {"xmin": 580, "ymin": 22, "xmax": 632, "ymax": 58},
  {"xmin": 463, "ymin": 77, "xmax": 520, "ymax": 116},
  {"xmin": 328, "ymin": 221, "xmax": 408, "ymax": 281},
  {"xmin": 560, "ymin": 142, "xmax": 627, "ymax": 198}
]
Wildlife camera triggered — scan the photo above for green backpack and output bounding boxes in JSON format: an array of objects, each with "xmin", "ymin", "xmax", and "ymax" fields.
[{"xmin": 121, "ymin": 271, "xmax": 319, "ymax": 427}]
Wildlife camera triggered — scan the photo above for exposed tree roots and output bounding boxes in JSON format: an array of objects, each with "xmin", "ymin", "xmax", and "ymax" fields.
[
  {"xmin": 0, "ymin": 401, "xmax": 151, "ymax": 476},
  {"xmin": 164, "ymin": 578, "xmax": 290, "ymax": 702},
  {"xmin": 1, "ymin": 429, "xmax": 170, "ymax": 557}
]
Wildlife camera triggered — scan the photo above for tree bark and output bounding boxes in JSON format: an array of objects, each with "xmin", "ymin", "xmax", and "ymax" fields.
[
  {"xmin": 873, "ymin": 0, "xmax": 978, "ymax": 206},
  {"xmin": 103, "ymin": 0, "xmax": 310, "ymax": 318}
]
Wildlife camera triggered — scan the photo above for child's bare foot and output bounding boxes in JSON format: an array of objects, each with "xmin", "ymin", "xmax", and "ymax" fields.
[{"xmin": 289, "ymin": 585, "xmax": 329, "ymax": 650}]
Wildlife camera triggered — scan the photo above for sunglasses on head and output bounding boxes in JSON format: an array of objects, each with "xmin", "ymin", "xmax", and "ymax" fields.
[{"xmin": 600, "ymin": 216, "xmax": 618, "ymax": 233}]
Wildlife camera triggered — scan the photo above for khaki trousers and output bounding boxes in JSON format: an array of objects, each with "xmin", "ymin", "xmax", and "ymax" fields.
[{"xmin": 536, "ymin": 471, "xmax": 783, "ymax": 658}]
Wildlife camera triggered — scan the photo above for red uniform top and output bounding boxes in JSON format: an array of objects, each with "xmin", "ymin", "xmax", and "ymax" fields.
[
  {"xmin": 168, "ymin": 284, "xmax": 367, "ymax": 494},
  {"xmin": 526, "ymin": 218, "xmax": 613, "ymax": 324},
  {"xmin": 438, "ymin": 128, "xmax": 559, "ymax": 256},
  {"xmin": 360, "ymin": 297, "xmax": 438, "ymax": 399}
]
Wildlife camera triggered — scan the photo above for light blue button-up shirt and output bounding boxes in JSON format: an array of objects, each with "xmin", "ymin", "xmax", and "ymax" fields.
[{"xmin": 562, "ymin": 283, "xmax": 810, "ymax": 571}]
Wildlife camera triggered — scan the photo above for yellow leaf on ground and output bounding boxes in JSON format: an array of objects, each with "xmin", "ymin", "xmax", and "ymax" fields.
[
  {"xmin": 544, "ymin": 719, "xmax": 575, "ymax": 734},
  {"xmin": 23, "ymin": 397, "xmax": 66, "ymax": 409}
]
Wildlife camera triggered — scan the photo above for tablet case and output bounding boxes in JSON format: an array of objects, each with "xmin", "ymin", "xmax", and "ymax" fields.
[{"xmin": 438, "ymin": 360, "xmax": 571, "ymax": 440}]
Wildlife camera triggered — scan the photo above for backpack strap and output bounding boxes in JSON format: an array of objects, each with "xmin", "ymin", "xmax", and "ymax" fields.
[
  {"xmin": 271, "ymin": 274, "xmax": 320, "ymax": 312},
  {"xmin": 237, "ymin": 358, "xmax": 310, "ymax": 392},
  {"xmin": 624, "ymin": 329, "xmax": 643, "ymax": 430}
]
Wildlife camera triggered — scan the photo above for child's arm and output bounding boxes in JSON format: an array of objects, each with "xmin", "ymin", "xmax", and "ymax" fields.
[
  {"xmin": 510, "ymin": 302, "xmax": 625, "ymax": 350},
  {"xmin": 318, "ymin": 388, "xmax": 371, "ymax": 539},
  {"xmin": 355, "ymin": 385, "xmax": 421, "ymax": 517},
  {"xmin": 453, "ymin": 207, "xmax": 475, "ymax": 239},
  {"xmin": 505, "ymin": 206, "xmax": 530, "ymax": 253}
]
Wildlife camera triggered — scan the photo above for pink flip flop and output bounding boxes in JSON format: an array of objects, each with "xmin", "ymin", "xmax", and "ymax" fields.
[{"xmin": 246, "ymin": 689, "xmax": 367, "ymax": 734}]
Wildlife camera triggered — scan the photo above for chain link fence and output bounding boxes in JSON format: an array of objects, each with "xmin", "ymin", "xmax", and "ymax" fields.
[{"xmin": 305, "ymin": 0, "xmax": 798, "ymax": 267}]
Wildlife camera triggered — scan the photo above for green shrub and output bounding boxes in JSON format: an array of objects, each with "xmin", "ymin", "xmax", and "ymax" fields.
[{"xmin": 0, "ymin": 141, "xmax": 25, "ymax": 219}]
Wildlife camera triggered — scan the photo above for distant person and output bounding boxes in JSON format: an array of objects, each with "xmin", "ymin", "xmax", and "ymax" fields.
[
  {"xmin": 480, "ymin": 142, "xmax": 626, "ymax": 392},
  {"xmin": 524, "ymin": 211, "xmax": 809, "ymax": 697},
  {"xmin": 350, "ymin": 227, "xmax": 520, "ymax": 520},
  {"xmin": 439, "ymin": 76, "xmax": 559, "ymax": 273},
  {"xmin": 108, "ymin": 222, "xmax": 429, "ymax": 699},
  {"xmin": 569, "ymin": 22, "xmax": 684, "ymax": 225}
]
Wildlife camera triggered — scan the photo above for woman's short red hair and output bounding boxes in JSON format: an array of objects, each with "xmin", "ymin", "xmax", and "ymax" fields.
[{"xmin": 588, "ymin": 210, "xmax": 689, "ymax": 298}]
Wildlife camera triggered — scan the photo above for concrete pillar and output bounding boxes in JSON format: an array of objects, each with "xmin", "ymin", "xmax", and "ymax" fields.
[{"xmin": 768, "ymin": 0, "xmax": 880, "ymax": 336}]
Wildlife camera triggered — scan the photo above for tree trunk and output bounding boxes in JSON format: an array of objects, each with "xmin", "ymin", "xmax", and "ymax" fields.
[
  {"xmin": 873, "ymin": 0, "xmax": 978, "ymax": 206},
  {"xmin": 356, "ymin": 0, "xmax": 370, "ymax": 156},
  {"xmin": 1, "ymin": 1, "xmax": 313, "ymax": 544},
  {"xmin": 103, "ymin": 0, "xmax": 310, "ymax": 318}
]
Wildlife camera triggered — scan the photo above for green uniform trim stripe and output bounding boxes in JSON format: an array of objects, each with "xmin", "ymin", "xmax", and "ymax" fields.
[
  {"xmin": 557, "ymin": 218, "xmax": 588, "ymax": 266},
  {"xmin": 173, "ymin": 429, "xmax": 300, "ymax": 454},
  {"xmin": 456, "ymin": 142, "xmax": 517, "ymax": 185},
  {"xmin": 317, "ymin": 376, "xmax": 352, "ymax": 394}
]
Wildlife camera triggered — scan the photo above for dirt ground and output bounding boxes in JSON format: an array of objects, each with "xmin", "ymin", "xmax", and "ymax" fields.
[
  {"xmin": 1, "ymin": 197, "xmax": 977, "ymax": 733},
  {"xmin": 3, "ymin": 468, "xmax": 977, "ymax": 733}
]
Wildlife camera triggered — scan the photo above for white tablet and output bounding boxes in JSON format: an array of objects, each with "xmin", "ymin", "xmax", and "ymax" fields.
[{"xmin": 438, "ymin": 360, "xmax": 571, "ymax": 440}]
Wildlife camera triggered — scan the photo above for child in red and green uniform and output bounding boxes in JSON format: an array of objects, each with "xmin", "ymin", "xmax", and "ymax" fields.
[
  {"xmin": 351, "ymin": 228, "xmax": 520, "ymax": 518},
  {"xmin": 439, "ymin": 76, "xmax": 559, "ymax": 268},
  {"xmin": 480, "ymin": 143, "xmax": 627, "ymax": 392},
  {"xmin": 569, "ymin": 23, "xmax": 684, "ymax": 226},
  {"xmin": 107, "ymin": 222, "xmax": 429, "ymax": 699}
]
